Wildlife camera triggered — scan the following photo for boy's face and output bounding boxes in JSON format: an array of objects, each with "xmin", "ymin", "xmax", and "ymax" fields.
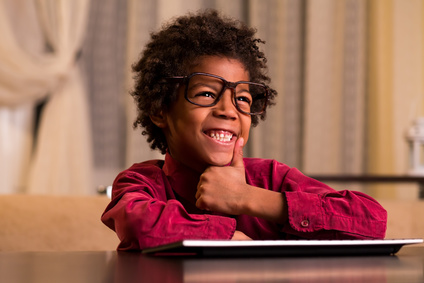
[{"xmin": 158, "ymin": 56, "xmax": 252, "ymax": 172}]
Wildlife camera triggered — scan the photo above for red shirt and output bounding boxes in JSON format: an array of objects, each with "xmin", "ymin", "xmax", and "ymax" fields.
[{"xmin": 101, "ymin": 153, "xmax": 387, "ymax": 251}]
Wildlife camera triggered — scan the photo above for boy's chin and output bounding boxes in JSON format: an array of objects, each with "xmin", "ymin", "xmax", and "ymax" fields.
[{"xmin": 207, "ymin": 157, "xmax": 233, "ymax": 167}]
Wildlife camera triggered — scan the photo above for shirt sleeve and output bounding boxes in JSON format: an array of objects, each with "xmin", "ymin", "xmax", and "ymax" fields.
[
  {"xmin": 280, "ymin": 168, "xmax": 387, "ymax": 239},
  {"xmin": 101, "ymin": 170, "xmax": 236, "ymax": 251}
]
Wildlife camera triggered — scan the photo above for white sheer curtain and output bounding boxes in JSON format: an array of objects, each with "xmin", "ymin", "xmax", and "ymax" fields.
[{"xmin": 0, "ymin": 0, "xmax": 92, "ymax": 194}]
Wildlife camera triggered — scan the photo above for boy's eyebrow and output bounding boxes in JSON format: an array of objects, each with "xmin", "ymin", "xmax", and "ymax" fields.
[
  {"xmin": 189, "ymin": 79, "xmax": 253, "ymax": 91},
  {"xmin": 188, "ymin": 81, "xmax": 222, "ymax": 92},
  {"xmin": 236, "ymin": 88, "xmax": 252, "ymax": 95},
  {"xmin": 236, "ymin": 84, "xmax": 251, "ymax": 92}
]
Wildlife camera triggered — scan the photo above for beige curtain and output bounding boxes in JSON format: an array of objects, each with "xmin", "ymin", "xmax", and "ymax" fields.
[
  {"xmin": 247, "ymin": 0, "xmax": 367, "ymax": 177},
  {"xmin": 0, "ymin": 0, "xmax": 92, "ymax": 194},
  {"xmin": 367, "ymin": 0, "xmax": 424, "ymax": 199},
  {"xmin": 247, "ymin": 0, "xmax": 289, "ymax": 163},
  {"xmin": 125, "ymin": 0, "xmax": 163, "ymax": 167},
  {"xmin": 302, "ymin": 0, "xmax": 367, "ymax": 175}
]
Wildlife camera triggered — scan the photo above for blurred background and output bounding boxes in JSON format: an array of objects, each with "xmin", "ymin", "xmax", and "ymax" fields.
[{"xmin": 1, "ymin": 0, "xmax": 423, "ymax": 200}]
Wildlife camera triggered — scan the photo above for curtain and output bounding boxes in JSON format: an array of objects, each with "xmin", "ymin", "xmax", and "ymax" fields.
[
  {"xmin": 85, "ymin": 0, "xmax": 424, "ymax": 199},
  {"xmin": 0, "ymin": 1, "xmax": 43, "ymax": 194},
  {"xmin": 247, "ymin": 0, "xmax": 297, "ymax": 165},
  {"xmin": 302, "ymin": 0, "xmax": 367, "ymax": 175},
  {"xmin": 4, "ymin": 0, "xmax": 423, "ymax": 198},
  {"xmin": 124, "ymin": 0, "xmax": 163, "ymax": 167},
  {"xmin": 367, "ymin": 0, "xmax": 424, "ymax": 199},
  {"xmin": 80, "ymin": 0, "xmax": 128, "ymax": 188},
  {"xmin": 244, "ymin": 0, "xmax": 367, "ymax": 179},
  {"xmin": 0, "ymin": 0, "xmax": 92, "ymax": 194}
]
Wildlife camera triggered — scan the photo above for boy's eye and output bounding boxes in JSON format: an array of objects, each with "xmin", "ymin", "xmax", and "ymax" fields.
[
  {"xmin": 235, "ymin": 94, "xmax": 252, "ymax": 113},
  {"xmin": 195, "ymin": 91, "xmax": 216, "ymax": 99},
  {"xmin": 236, "ymin": 95, "xmax": 252, "ymax": 105},
  {"xmin": 188, "ymin": 91, "xmax": 217, "ymax": 105}
]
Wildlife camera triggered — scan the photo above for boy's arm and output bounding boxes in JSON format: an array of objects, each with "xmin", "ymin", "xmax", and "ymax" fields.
[
  {"xmin": 101, "ymin": 170, "xmax": 237, "ymax": 251},
  {"xmin": 240, "ymin": 184, "xmax": 288, "ymax": 224},
  {"xmin": 196, "ymin": 138, "xmax": 387, "ymax": 239}
]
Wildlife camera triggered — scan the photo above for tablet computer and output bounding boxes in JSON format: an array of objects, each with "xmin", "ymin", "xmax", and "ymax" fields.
[{"xmin": 142, "ymin": 238, "xmax": 423, "ymax": 257}]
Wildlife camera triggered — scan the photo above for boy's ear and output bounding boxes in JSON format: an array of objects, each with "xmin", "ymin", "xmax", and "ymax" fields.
[{"xmin": 150, "ymin": 111, "xmax": 168, "ymax": 128}]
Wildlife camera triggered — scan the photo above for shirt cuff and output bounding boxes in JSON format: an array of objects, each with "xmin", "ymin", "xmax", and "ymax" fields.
[
  {"xmin": 284, "ymin": 191, "xmax": 324, "ymax": 233},
  {"xmin": 204, "ymin": 214, "xmax": 237, "ymax": 240}
]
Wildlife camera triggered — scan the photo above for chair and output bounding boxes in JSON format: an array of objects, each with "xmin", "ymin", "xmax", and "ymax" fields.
[{"xmin": 0, "ymin": 194, "xmax": 119, "ymax": 251}]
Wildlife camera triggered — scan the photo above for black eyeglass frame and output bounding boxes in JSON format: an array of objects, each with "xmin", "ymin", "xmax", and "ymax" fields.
[{"xmin": 163, "ymin": 72, "xmax": 269, "ymax": 116}]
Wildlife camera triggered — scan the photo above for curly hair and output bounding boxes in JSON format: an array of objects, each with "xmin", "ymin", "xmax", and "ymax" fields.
[{"xmin": 131, "ymin": 9, "xmax": 277, "ymax": 154}]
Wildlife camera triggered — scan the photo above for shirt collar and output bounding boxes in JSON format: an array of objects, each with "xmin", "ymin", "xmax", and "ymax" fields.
[{"xmin": 163, "ymin": 152, "xmax": 201, "ymax": 210}]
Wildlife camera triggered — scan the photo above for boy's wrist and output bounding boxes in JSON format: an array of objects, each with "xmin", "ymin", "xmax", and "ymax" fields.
[
  {"xmin": 240, "ymin": 184, "xmax": 259, "ymax": 216},
  {"xmin": 242, "ymin": 186, "xmax": 287, "ymax": 224}
]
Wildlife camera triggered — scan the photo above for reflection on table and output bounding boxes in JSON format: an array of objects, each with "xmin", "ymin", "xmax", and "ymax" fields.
[{"xmin": 1, "ymin": 246, "xmax": 423, "ymax": 283}]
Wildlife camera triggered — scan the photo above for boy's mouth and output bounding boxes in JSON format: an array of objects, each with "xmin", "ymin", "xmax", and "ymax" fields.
[{"xmin": 204, "ymin": 130, "xmax": 235, "ymax": 142}]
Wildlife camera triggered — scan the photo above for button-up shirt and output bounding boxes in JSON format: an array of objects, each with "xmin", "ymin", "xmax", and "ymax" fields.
[{"xmin": 101, "ymin": 153, "xmax": 387, "ymax": 251}]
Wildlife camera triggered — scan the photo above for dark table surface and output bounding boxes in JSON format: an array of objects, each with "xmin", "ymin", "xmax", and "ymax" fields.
[{"xmin": 1, "ymin": 245, "xmax": 423, "ymax": 283}]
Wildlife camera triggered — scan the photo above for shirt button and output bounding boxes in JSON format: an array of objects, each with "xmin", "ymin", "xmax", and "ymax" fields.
[{"xmin": 301, "ymin": 219, "xmax": 309, "ymax": 227}]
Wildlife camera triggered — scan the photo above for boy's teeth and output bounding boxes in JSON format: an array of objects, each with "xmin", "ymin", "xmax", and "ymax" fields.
[{"xmin": 206, "ymin": 130, "xmax": 233, "ymax": 142}]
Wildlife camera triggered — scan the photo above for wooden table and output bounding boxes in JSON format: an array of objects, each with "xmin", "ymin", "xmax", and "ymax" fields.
[{"xmin": 1, "ymin": 246, "xmax": 423, "ymax": 282}]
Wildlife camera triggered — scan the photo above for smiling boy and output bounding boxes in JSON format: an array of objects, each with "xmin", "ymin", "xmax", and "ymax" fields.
[{"xmin": 101, "ymin": 10, "xmax": 387, "ymax": 250}]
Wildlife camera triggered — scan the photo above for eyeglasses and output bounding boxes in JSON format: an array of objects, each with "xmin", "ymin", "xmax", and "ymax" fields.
[{"xmin": 163, "ymin": 72, "xmax": 269, "ymax": 115}]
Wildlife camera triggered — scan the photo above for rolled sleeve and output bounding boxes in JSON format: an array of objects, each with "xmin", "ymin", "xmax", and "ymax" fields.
[
  {"xmin": 285, "ymin": 191, "xmax": 325, "ymax": 233},
  {"xmin": 283, "ymin": 190, "xmax": 387, "ymax": 239}
]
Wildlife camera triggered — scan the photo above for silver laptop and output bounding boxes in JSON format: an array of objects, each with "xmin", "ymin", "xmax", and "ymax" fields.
[{"xmin": 142, "ymin": 238, "xmax": 423, "ymax": 257}]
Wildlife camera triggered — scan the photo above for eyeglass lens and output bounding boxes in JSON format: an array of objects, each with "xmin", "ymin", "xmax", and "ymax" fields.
[{"xmin": 185, "ymin": 74, "xmax": 267, "ymax": 115}]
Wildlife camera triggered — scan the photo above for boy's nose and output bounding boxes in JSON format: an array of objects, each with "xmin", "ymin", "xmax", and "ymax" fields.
[{"xmin": 213, "ymin": 89, "xmax": 238, "ymax": 119}]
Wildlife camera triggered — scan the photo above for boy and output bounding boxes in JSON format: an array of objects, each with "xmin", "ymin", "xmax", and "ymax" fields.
[{"xmin": 101, "ymin": 10, "xmax": 387, "ymax": 251}]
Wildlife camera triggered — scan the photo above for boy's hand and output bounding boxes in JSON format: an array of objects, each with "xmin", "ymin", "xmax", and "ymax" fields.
[
  {"xmin": 195, "ymin": 137, "xmax": 251, "ymax": 215},
  {"xmin": 231, "ymin": 230, "xmax": 252, "ymax": 240}
]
